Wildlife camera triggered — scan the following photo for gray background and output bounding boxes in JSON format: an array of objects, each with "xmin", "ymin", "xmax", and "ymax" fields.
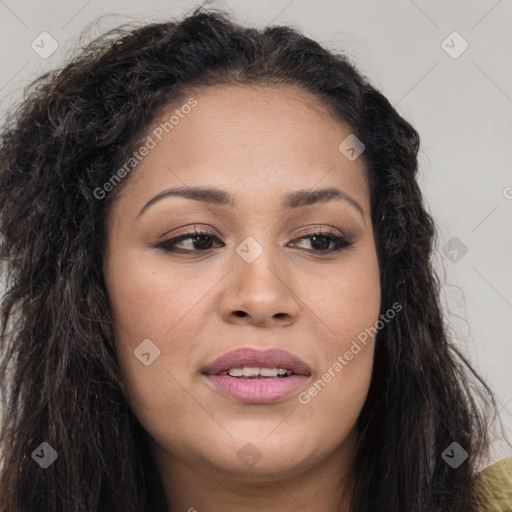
[{"xmin": 1, "ymin": 0, "xmax": 511, "ymax": 464}]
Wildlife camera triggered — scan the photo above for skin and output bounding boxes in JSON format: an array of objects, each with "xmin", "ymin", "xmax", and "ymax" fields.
[{"xmin": 103, "ymin": 84, "xmax": 381, "ymax": 512}]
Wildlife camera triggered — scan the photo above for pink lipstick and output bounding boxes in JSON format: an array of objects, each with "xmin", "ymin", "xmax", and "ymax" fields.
[{"xmin": 201, "ymin": 348, "xmax": 311, "ymax": 404}]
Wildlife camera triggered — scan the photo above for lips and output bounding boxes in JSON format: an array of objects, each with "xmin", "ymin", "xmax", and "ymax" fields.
[
  {"xmin": 201, "ymin": 348, "xmax": 311, "ymax": 404},
  {"xmin": 201, "ymin": 347, "xmax": 311, "ymax": 377}
]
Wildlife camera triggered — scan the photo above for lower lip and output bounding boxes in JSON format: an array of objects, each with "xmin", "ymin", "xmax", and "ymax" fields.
[{"xmin": 204, "ymin": 374, "xmax": 309, "ymax": 404}]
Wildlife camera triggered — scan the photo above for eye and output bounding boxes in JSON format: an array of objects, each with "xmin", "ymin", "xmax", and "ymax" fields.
[
  {"xmin": 154, "ymin": 227, "xmax": 354, "ymax": 255},
  {"xmin": 288, "ymin": 229, "xmax": 354, "ymax": 254},
  {"xmin": 154, "ymin": 227, "xmax": 223, "ymax": 254}
]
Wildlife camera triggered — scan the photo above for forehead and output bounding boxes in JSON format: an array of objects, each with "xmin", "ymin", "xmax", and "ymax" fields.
[
  {"xmin": 114, "ymin": 84, "xmax": 370, "ymax": 213},
  {"xmin": 151, "ymin": 83, "xmax": 352, "ymax": 163}
]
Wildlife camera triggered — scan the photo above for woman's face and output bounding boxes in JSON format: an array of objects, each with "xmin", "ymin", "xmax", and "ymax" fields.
[{"xmin": 104, "ymin": 84, "xmax": 381, "ymax": 486}]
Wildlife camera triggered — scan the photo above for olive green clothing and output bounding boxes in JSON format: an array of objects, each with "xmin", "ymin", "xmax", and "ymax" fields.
[{"xmin": 477, "ymin": 457, "xmax": 512, "ymax": 511}]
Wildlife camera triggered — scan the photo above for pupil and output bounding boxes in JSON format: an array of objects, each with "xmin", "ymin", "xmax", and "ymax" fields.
[
  {"xmin": 193, "ymin": 235, "xmax": 213, "ymax": 250},
  {"xmin": 311, "ymin": 235, "xmax": 329, "ymax": 251}
]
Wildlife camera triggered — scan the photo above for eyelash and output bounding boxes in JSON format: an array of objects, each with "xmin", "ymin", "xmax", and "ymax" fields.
[{"xmin": 154, "ymin": 226, "xmax": 354, "ymax": 255}]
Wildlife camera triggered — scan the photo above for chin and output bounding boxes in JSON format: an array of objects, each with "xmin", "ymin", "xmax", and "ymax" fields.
[{"xmin": 197, "ymin": 428, "xmax": 324, "ymax": 477}]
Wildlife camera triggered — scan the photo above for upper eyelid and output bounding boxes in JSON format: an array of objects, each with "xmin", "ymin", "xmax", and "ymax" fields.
[
  {"xmin": 165, "ymin": 226, "xmax": 346, "ymax": 242},
  {"xmin": 165, "ymin": 222, "xmax": 347, "ymax": 237}
]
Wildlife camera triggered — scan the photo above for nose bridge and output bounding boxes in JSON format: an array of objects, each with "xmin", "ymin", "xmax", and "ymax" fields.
[
  {"xmin": 218, "ymin": 232, "xmax": 300, "ymax": 326},
  {"xmin": 234, "ymin": 233, "xmax": 285, "ymax": 296}
]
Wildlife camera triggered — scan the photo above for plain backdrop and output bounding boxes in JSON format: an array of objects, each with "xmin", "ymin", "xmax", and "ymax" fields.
[{"xmin": 0, "ymin": 0, "xmax": 511, "ymax": 463}]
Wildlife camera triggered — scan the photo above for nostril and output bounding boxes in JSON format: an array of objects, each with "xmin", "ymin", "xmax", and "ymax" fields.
[{"xmin": 234, "ymin": 311, "xmax": 247, "ymax": 317}]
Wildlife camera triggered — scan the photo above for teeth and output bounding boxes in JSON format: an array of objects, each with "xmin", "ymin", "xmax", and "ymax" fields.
[
  {"xmin": 241, "ymin": 366, "xmax": 260, "ymax": 377},
  {"xmin": 259, "ymin": 367, "xmax": 279, "ymax": 377},
  {"xmin": 220, "ymin": 367, "xmax": 293, "ymax": 378}
]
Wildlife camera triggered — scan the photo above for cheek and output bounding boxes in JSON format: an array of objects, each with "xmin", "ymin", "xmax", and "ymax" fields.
[
  {"xmin": 314, "ymin": 242, "xmax": 381, "ymax": 344},
  {"xmin": 106, "ymin": 261, "xmax": 203, "ymax": 444},
  {"xmin": 105, "ymin": 248, "xmax": 214, "ymax": 342},
  {"xmin": 296, "ymin": 281, "xmax": 379, "ymax": 447},
  {"xmin": 299, "ymin": 242, "xmax": 380, "ymax": 413},
  {"xmin": 104, "ymin": 251, "xmax": 202, "ymax": 412}
]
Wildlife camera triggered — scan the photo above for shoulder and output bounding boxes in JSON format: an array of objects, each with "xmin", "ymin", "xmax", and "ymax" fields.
[{"xmin": 476, "ymin": 457, "xmax": 512, "ymax": 510}]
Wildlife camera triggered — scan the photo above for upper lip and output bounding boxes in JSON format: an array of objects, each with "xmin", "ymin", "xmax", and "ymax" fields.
[{"xmin": 202, "ymin": 348, "xmax": 311, "ymax": 376}]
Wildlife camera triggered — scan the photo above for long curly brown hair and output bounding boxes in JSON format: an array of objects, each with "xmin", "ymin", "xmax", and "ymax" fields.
[{"xmin": 0, "ymin": 6, "xmax": 501, "ymax": 511}]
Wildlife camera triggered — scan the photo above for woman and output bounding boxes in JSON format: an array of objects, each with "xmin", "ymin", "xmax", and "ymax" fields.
[{"xmin": 0, "ymin": 7, "xmax": 510, "ymax": 512}]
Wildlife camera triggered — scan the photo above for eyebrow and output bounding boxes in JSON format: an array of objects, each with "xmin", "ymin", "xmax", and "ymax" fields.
[{"xmin": 137, "ymin": 186, "xmax": 365, "ymax": 223}]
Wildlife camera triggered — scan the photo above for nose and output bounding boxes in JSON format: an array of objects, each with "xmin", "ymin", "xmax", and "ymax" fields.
[{"xmin": 217, "ymin": 242, "xmax": 300, "ymax": 328}]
